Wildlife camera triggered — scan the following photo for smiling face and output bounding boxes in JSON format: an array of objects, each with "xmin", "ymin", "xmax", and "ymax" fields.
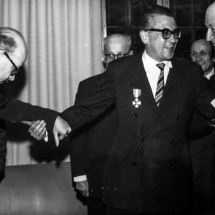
[
  {"xmin": 190, "ymin": 39, "xmax": 214, "ymax": 76},
  {"xmin": 140, "ymin": 15, "xmax": 178, "ymax": 62}
]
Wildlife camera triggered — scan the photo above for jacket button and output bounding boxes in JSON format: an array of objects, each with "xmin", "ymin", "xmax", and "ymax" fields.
[
  {"xmin": 167, "ymin": 164, "xmax": 173, "ymax": 169},
  {"xmin": 134, "ymin": 113, "xmax": 138, "ymax": 118},
  {"xmin": 176, "ymin": 115, "xmax": 180, "ymax": 119},
  {"xmin": 132, "ymin": 162, "xmax": 137, "ymax": 166},
  {"xmin": 169, "ymin": 139, "xmax": 175, "ymax": 144},
  {"xmin": 141, "ymin": 137, "xmax": 145, "ymax": 141}
]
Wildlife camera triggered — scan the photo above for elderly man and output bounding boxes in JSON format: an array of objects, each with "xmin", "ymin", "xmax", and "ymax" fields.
[
  {"xmin": 71, "ymin": 34, "xmax": 132, "ymax": 215},
  {"xmin": 205, "ymin": 2, "xmax": 215, "ymax": 49},
  {"xmin": 0, "ymin": 27, "xmax": 70, "ymax": 146},
  {"xmin": 189, "ymin": 39, "xmax": 215, "ymax": 215}
]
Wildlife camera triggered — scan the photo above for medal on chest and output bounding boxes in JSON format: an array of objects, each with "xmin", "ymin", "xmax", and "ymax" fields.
[{"xmin": 132, "ymin": 89, "xmax": 141, "ymax": 108}]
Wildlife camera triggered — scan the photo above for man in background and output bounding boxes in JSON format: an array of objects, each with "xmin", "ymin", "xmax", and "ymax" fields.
[
  {"xmin": 71, "ymin": 33, "xmax": 133, "ymax": 215},
  {"xmin": 189, "ymin": 39, "xmax": 215, "ymax": 215}
]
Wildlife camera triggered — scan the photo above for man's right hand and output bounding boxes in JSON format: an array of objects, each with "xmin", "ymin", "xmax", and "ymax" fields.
[
  {"xmin": 76, "ymin": 180, "xmax": 89, "ymax": 197},
  {"xmin": 28, "ymin": 120, "xmax": 47, "ymax": 140},
  {"xmin": 53, "ymin": 116, "xmax": 71, "ymax": 146}
]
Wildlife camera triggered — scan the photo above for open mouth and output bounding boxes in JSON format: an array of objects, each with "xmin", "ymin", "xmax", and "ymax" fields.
[{"xmin": 165, "ymin": 46, "xmax": 175, "ymax": 52}]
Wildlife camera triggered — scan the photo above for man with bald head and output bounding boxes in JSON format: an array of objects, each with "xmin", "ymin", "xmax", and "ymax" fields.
[
  {"xmin": 190, "ymin": 39, "xmax": 214, "ymax": 78},
  {"xmin": 205, "ymin": 2, "xmax": 215, "ymax": 49},
  {"xmin": 70, "ymin": 33, "xmax": 132, "ymax": 215},
  {"xmin": 102, "ymin": 34, "xmax": 132, "ymax": 69},
  {"xmin": 189, "ymin": 38, "xmax": 215, "ymax": 215},
  {"xmin": 0, "ymin": 27, "xmax": 70, "ymax": 147}
]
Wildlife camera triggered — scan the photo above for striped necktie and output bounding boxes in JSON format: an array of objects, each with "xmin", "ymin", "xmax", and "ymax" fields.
[{"xmin": 155, "ymin": 63, "xmax": 165, "ymax": 106}]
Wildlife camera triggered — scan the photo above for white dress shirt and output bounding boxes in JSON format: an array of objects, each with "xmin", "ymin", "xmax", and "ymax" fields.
[
  {"xmin": 142, "ymin": 50, "xmax": 172, "ymax": 97},
  {"xmin": 205, "ymin": 67, "xmax": 215, "ymax": 80}
]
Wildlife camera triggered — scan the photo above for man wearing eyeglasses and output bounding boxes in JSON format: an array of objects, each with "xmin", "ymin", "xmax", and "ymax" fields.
[
  {"xmin": 0, "ymin": 27, "xmax": 71, "ymax": 146},
  {"xmin": 102, "ymin": 34, "xmax": 133, "ymax": 69},
  {"xmin": 189, "ymin": 39, "xmax": 215, "ymax": 215},
  {"xmin": 71, "ymin": 34, "xmax": 132, "ymax": 215},
  {"xmin": 54, "ymin": 5, "xmax": 215, "ymax": 215}
]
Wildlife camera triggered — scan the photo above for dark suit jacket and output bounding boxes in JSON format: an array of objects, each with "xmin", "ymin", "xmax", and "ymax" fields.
[
  {"xmin": 61, "ymin": 52, "xmax": 215, "ymax": 213},
  {"xmin": 0, "ymin": 94, "xmax": 58, "ymax": 130},
  {"xmin": 188, "ymin": 74, "xmax": 215, "ymax": 179},
  {"xmin": 0, "ymin": 119, "xmax": 6, "ymax": 173},
  {"xmin": 0, "ymin": 87, "xmax": 7, "ymax": 174},
  {"xmin": 70, "ymin": 73, "xmax": 118, "ymax": 199}
]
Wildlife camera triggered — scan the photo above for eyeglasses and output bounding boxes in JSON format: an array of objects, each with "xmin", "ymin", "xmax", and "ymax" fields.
[
  {"xmin": 145, "ymin": 28, "xmax": 181, "ymax": 40},
  {"xmin": 3, "ymin": 51, "xmax": 19, "ymax": 76},
  {"xmin": 104, "ymin": 51, "xmax": 130, "ymax": 60},
  {"xmin": 190, "ymin": 51, "xmax": 208, "ymax": 59}
]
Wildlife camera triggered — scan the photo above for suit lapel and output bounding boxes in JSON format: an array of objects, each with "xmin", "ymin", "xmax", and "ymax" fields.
[{"xmin": 121, "ymin": 53, "xmax": 157, "ymax": 137}]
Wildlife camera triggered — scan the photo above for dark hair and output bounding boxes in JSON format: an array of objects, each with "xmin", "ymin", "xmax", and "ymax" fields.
[
  {"xmin": 139, "ymin": 5, "xmax": 175, "ymax": 32},
  {"xmin": 0, "ymin": 34, "xmax": 17, "ymax": 53}
]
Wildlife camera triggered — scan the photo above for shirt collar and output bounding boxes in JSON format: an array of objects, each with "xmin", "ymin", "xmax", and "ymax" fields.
[
  {"xmin": 142, "ymin": 50, "xmax": 172, "ymax": 72},
  {"xmin": 205, "ymin": 67, "xmax": 215, "ymax": 80}
]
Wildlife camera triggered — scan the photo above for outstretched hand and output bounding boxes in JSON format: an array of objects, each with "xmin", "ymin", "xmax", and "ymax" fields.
[{"xmin": 53, "ymin": 116, "xmax": 71, "ymax": 146}]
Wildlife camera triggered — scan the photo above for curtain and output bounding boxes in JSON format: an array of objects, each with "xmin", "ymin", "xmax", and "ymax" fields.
[{"xmin": 0, "ymin": 0, "xmax": 103, "ymax": 165}]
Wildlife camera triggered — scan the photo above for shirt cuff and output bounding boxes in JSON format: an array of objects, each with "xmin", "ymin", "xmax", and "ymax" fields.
[{"xmin": 74, "ymin": 175, "xmax": 87, "ymax": 182}]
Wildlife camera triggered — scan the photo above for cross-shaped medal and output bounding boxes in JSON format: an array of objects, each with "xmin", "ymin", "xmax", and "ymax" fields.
[{"xmin": 132, "ymin": 98, "xmax": 141, "ymax": 108}]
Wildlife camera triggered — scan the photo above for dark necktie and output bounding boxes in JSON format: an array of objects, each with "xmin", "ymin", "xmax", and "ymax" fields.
[{"xmin": 155, "ymin": 63, "xmax": 165, "ymax": 106}]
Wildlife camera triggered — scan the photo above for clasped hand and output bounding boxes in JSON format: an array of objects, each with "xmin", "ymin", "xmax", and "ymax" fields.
[{"xmin": 26, "ymin": 116, "xmax": 71, "ymax": 146}]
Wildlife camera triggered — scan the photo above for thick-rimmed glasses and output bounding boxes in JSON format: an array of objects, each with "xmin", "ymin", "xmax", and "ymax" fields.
[
  {"xmin": 3, "ymin": 51, "xmax": 19, "ymax": 76},
  {"xmin": 145, "ymin": 28, "xmax": 181, "ymax": 40},
  {"xmin": 104, "ymin": 51, "xmax": 130, "ymax": 60}
]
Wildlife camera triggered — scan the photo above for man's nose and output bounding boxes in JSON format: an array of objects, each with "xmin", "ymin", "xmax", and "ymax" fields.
[
  {"xmin": 168, "ymin": 34, "xmax": 176, "ymax": 43},
  {"xmin": 206, "ymin": 28, "xmax": 214, "ymax": 41},
  {"xmin": 196, "ymin": 54, "xmax": 201, "ymax": 62}
]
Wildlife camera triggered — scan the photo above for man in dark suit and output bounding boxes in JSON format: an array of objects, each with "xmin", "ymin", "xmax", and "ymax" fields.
[
  {"xmin": 71, "ymin": 34, "xmax": 133, "ymax": 215},
  {"xmin": 0, "ymin": 27, "xmax": 70, "ymax": 145},
  {"xmin": 189, "ymin": 39, "xmax": 215, "ymax": 215},
  {"xmin": 59, "ymin": 5, "xmax": 215, "ymax": 214}
]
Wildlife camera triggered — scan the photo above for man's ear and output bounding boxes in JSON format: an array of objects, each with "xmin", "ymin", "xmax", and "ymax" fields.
[{"xmin": 140, "ymin": 30, "xmax": 148, "ymax": 45}]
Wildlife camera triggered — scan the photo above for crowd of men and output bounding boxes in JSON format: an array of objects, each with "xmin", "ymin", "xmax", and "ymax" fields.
[{"xmin": 2, "ymin": 2, "xmax": 215, "ymax": 215}]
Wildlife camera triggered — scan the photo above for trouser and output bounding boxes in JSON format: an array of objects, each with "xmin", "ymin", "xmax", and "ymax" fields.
[{"xmin": 87, "ymin": 197, "xmax": 105, "ymax": 215}]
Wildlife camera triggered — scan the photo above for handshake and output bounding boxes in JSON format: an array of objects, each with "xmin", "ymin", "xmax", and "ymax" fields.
[{"xmin": 24, "ymin": 116, "xmax": 71, "ymax": 146}]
